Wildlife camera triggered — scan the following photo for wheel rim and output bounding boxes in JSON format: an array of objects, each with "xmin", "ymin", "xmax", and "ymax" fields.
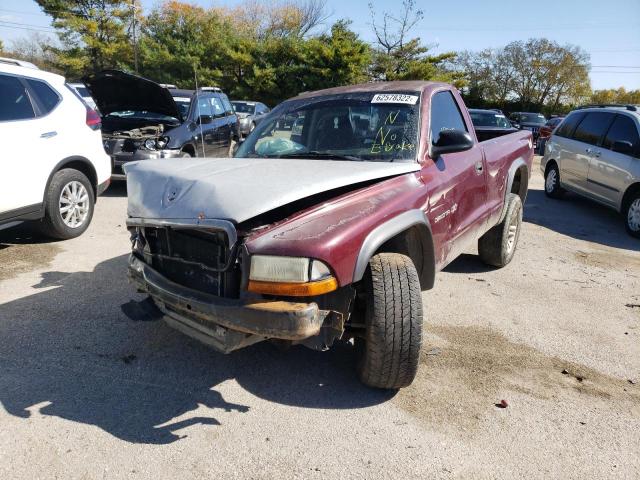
[
  {"xmin": 59, "ymin": 181, "xmax": 89, "ymax": 228},
  {"xmin": 506, "ymin": 210, "xmax": 520, "ymax": 253},
  {"xmin": 545, "ymin": 169, "xmax": 557, "ymax": 193},
  {"xmin": 628, "ymin": 198, "xmax": 640, "ymax": 232}
]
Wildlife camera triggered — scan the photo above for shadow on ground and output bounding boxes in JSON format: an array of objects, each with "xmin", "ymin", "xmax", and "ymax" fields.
[
  {"xmin": 101, "ymin": 180, "xmax": 128, "ymax": 197},
  {"xmin": 524, "ymin": 189, "xmax": 639, "ymax": 251},
  {"xmin": 0, "ymin": 254, "xmax": 392, "ymax": 445}
]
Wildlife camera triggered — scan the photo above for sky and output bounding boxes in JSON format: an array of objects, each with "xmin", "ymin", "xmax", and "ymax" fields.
[{"xmin": 1, "ymin": 0, "xmax": 639, "ymax": 90}]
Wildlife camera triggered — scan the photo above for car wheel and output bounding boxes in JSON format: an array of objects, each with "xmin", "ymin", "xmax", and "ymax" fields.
[
  {"xmin": 478, "ymin": 193, "xmax": 523, "ymax": 268},
  {"xmin": 41, "ymin": 168, "xmax": 94, "ymax": 239},
  {"xmin": 356, "ymin": 253, "xmax": 423, "ymax": 389},
  {"xmin": 624, "ymin": 193, "xmax": 640, "ymax": 238},
  {"xmin": 544, "ymin": 162, "xmax": 564, "ymax": 198}
]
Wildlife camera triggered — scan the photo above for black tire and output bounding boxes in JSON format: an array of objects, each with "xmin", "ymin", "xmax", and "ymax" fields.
[
  {"xmin": 478, "ymin": 193, "xmax": 523, "ymax": 268},
  {"xmin": 41, "ymin": 168, "xmax": 95, "ymax": 240},
  {"xmin": 544, "ymin": 162, "xmax": 564, "ymax": 198},
  {"xmin": 357, "ymin": 253, "xmax": 423, "ymax": 390},
  {"xmin": 623, "ymin": 192, "xmax": 640, "ymax": 238}
]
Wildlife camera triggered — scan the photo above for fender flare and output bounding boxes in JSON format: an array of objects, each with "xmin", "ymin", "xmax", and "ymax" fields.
[
  {"xmin": 42, "ymin": 156, "xmax": 97, "ymax": 207},
  {"xmin": 499, "ymin": 157, "xmax": 529, "ymax": 223},
  {"xmin": 352, "ymin": 209, "xmax": 436, "ymax": 289}
]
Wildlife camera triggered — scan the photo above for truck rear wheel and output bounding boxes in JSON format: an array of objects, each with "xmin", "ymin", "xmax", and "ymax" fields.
[
  {"xmin": 478, "ymin": 193, "xmax": 522, "ymax": 268},
  {"xmin": 357, "ymin": 253, "xmax": 423, "ymax": 389}
]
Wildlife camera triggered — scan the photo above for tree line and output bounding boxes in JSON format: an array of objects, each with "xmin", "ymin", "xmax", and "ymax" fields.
[{"xmin": 1, "ymin": 0, "xmax": 636, "ymax": 111}]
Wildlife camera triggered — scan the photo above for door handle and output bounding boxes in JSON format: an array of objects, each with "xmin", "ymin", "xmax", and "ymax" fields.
[
  {"xmin": 474, "ymin": 161, "xmax": 484, "ymax": 173},
  {"xmin": 40, "ymin": 131, "xmax": 57, "ymax": 138}
]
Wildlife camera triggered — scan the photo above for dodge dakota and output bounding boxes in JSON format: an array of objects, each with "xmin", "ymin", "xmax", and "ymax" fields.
[{"xmin": 125, "ymin": 81, "xmax": 533, "ymax": 389}]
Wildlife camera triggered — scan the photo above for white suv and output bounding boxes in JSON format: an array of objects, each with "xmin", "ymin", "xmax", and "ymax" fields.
[
  {"xmin": 541, "ymin": 105, "xmax": 640, "ymax": 237},
  {"xmin": 0, "ymin": 61, "xmax": 111, "ymax": 239}
]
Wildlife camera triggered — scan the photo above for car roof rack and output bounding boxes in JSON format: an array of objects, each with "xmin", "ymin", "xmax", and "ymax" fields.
[
  {"xmin": 576, "ymin": 104, "xmax": 638, "ymax": 112},
  {"xmin": 199, "ymin": 86, "xmax": 222, "ymax": 92},
  {"xmin": 0, "ymin": 56, "xmax": 39, "ymax": 69}
]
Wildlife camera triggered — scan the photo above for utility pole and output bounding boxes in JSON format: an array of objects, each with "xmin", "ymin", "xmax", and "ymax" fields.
[{"xmin": 132, "ymin": 0, "xmax": 139, "ymax": 73}]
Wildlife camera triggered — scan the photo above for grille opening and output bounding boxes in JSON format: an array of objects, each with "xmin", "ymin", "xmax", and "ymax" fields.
[{"xmin": 140, "ymin": 227, "xmax": 241, "ymax": 298}]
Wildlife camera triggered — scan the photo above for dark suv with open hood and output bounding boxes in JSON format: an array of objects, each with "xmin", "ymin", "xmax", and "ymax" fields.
[{"xmin": 84, "ymin": 70, "xmax": 240, "ymax": 178}]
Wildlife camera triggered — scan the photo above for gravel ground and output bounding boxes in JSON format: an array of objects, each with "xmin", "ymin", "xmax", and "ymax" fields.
[{"xmin": 0, "ymin": 156, "xmax": 638, "ymax": 479}]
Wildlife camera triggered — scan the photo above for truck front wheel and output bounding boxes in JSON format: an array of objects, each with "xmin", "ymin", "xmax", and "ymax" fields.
[{"xmin": 357, "ymin": 253, "xmax": 423, "ymax": 389}]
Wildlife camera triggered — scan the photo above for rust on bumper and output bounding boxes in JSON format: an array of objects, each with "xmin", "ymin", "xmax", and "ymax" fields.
[{"xmin": 128, "ymin": 255, "xmax": 327, "ymax": 353}]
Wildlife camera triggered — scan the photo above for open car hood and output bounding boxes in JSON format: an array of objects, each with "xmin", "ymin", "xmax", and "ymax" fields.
[
  {"xmin": 124, "ymin": 158, "xmax": 421, "ymax": 224},
  {"xmin": 83, "ymin": 70, "xmax": 182, "ymax": 119}
]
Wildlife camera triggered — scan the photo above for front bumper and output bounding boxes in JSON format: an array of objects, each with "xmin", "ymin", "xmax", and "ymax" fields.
[
  {"xmin": 128, "ymin": 255, "xmax": 327, "ymax": 353},
  {"xmin": 110, "ymin": 148, "xmax": 183, "ymax": 180}
]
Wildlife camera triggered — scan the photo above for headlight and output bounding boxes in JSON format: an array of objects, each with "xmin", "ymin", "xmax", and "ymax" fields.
[
  {"xmin": 248, "ymin": 255, "xmax": 337, "ymax": 296},
  {"xmin": 144, "ymin": 138, "xmax": 157, "ymax": 150}
]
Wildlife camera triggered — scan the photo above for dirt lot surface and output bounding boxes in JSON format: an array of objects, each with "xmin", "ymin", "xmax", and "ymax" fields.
[{"xmin": 1, "ymin": 157, "xmax": 638, "ymax": 479}]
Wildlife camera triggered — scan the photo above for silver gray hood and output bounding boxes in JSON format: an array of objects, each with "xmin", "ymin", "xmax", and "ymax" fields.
[{"xmin": 124, "ymin": 158, "xmax": 420, "ymax": 223}]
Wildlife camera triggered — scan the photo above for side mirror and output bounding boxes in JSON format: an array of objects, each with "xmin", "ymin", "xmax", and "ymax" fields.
[
  {"xmin": 611, "ymin": 140, "xmax": 634, "ymax": 155},
  {"xmin": 430, "ymin": 129, "xmax": 474, "ymax": 158},
  {"xmin": 197, "ymin": 115, "xmax": 213, "ymax": 125}
]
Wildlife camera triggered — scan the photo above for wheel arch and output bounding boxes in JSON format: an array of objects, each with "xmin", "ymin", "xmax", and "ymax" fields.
[
  {"xmin": 43, "ymin": 156, "xmax": 98, "ymax": 208},
  {"xmin": 181, "ymin": 143, "xmax": 196, "ymax": 156},
  {"xmin": 352, "ymin": 209, "xmax": 436, "ymax": 291},
  {"xmin": 621, "ymin": 182, "xmax": 640, "ymax": 213}
]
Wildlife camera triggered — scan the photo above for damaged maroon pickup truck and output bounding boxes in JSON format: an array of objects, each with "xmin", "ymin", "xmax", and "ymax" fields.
[{"xmin": 125, "ymin": 81, "xmax": 533, "ymax": 389}]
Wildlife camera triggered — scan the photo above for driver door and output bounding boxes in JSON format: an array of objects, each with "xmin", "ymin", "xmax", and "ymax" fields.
[{"xmin": 423, "ymin": 90, "xmax": 488, "ymax": 268}]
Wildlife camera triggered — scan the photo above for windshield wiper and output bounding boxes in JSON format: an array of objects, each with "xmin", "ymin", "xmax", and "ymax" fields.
[{"xmin": 277, "ymin": 151, "xmax": 364, "ymax": 161}]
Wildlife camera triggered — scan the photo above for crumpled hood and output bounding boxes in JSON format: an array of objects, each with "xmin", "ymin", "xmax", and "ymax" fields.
[
  {"xmin": 83, "ymin": 69, "xmax": 181, "ymax": 119},
  {"xmin": 124, "ymin": 158, "xmax": 420, "ymax": 224}
]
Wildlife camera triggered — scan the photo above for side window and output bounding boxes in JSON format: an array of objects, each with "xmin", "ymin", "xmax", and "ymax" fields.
[
  {"xmin": 219, "ymin": 94, "xmax": 234, "ymax": 115},
  {"xmin": 210, "ymin": 96, "xmax": 225, "ymax": 117},
  {"xmin": 196, "ymin": 95, "xmax": 213, "ymax": 120},
  {"xmin": 603, "ymin": 115, "xmax": 639, "ymax": 155},
  {"xmin": 572, "ymin": 112, "xmax": 615, "ymax": 146},
  {"xmin": 0, "ymin": 74, "xmax": 35, "ymax": 121},
  {"xmin": 555, "ymin": 112, "xmax": 585, "ymax": 138},
  {"xmin": 26, "ymin": 79, "xmax": 60, "ymax": 114},
  {"xmin": 430, "ymin": 91, "xmax": 467, "ymax": 144}
]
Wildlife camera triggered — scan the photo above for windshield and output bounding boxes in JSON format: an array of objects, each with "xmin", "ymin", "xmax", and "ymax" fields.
[
  {"xmin": 232, "ymin": 102, "xmax": 256, "ymax": 114},
  {"xmin": 520, "ymin": 113, "xmax": 546, "ymax": 124},
  {"xmin": 470, "ymin": 111, "xmax": 512, "ymax": 128},
  {"xmin": 172, "ymin": 96, "xmax": 191, "ymax": 119},
  {"xmin": 235, "ymin": 92, "xmax": 420, "ymax": 162}
]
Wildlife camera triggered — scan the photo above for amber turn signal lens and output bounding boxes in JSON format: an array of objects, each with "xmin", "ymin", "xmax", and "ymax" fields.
[{"xmin": 247, "ymin": 277, "xmax": 338, "ymax": 296}]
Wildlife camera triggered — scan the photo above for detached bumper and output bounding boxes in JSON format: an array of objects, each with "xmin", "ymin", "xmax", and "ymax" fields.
[{"xmin": 128, "ymin": 255, "xmax": 326, "ymax": 353}]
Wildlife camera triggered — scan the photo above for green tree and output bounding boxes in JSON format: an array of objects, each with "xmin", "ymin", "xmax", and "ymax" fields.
[
  {"xmin": 590, "ymin": 87, "xmax": 640, "ymax": 105},
  {"xmin": 368, "ymin": 0, "xmax": 462, "ymax": 85},
  {"xmin": 35, "ymin": 0, "xmax": 136, "ymax": 78}
]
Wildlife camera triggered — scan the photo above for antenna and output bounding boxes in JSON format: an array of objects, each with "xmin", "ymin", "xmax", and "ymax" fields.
[{"xmin": 194, "ymin": 64, "xmax": 206, "ymax": 158}]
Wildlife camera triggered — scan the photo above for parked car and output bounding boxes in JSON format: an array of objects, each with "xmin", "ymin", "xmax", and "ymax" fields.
[
  {"xmin": 68, "ymin": 82, "xmax": 98, "ymax": 111},
  {"xmin": 83, "ymin": 70, "xmax": 240, "ymax": 179},
  {"xmin": 0, "ymin": 61, "xmax": 111, "ymax": 238},
  {"xmin": 536, "ymin": 116, "xmax": 564, "ymax": 154},
  {"xmin": 469, "ymin": 108, "xmax": 520, "ymax": 142},
  {"xmin": 124, "ymin": 81, "xmax": 533, "ymax": 389},
  {"xmin": 542, "ymin": 105, "xmax": 640, "ymax": 237},
  {"xmin": 509, "ymin": 112, "xmax": 547, "ymax": 141},
  {"xmin": 231, "ymin": 100, "xmax": 270, "ymax": 137}
]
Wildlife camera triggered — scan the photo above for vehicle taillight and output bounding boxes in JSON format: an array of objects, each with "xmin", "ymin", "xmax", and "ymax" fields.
[{"xmin": 86, "ymin": 106, "xmax": 101, "ymax": 130}]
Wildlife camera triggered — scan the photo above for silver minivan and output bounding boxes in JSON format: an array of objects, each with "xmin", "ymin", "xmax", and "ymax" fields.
[{"xmin": 541, "ymin": 105, "xmax": 640, "ymax": 237}]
